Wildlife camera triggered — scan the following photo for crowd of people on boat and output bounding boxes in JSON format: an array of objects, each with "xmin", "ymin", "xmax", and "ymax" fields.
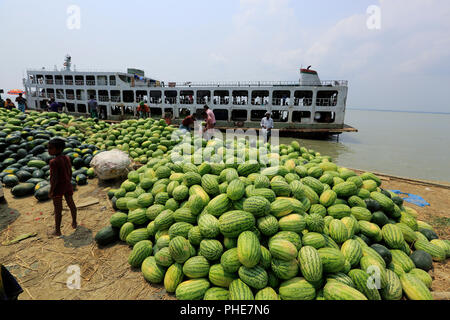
[
  {"xmin": 178, "ymin": 105, "xmax": 272, "ymax": 142},
  {"xmin": 1, "ymin": 93, "xmax": 274, "ymax": 141}
]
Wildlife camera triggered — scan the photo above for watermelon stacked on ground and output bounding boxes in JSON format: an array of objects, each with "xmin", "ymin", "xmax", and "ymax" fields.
[
  {"xmin": 91, "ymin": 131, "xmax": 449, "ymax": 300},
  {"xmin": 0, "ymin": 109, "xmax": 107, "ymax": 199}
]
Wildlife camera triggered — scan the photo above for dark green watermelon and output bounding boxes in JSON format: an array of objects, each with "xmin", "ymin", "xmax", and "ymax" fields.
[
  {"xmin": 3, "ymin": 175, "xmax": 19, "ymax": 188},
  {"xmin": 76, "ymin": 174, "xmax": 87, "ymax": 186},
  {"xmin": 17, "ymin": 158, "xmax": 29, "ymax": 166},
  {"xmin": 359, "ymin": 234, "xmax": 372, "ymax": 246},
  {"xmin": 111, "ymin": 196, "xmax": 118, "ymax": 210},
  {"xmin": 2, "ymin": 158, "xmax": 16, "ymax": 168},
  {"xmin": 26, "ymin": 178, "xmax": 45, "ymax": 185},
  {"xmin": 419, "ymin": 228, "xmax": 438, "ymax": 241},
  {"xmin": 95, "ymin": 226, "xmax": 119, "ymax": 246},
  {"xmin": 1, "ymin": 150, "xmax": 14, "ymax": 160},
  {"xmin": 391, "ymin": 196, "xmax": 403, "ymax": 207},
  {"xmin": 16, "ymin": 170, "xmax": 32, "ymax": 182},
  {"xmin": 16, "ymin": 148, "xmax": 27, "ymax": 159},
  {"xmin": 6, "ymin": 135, "xmax": 22, "ymax": 144},
  {"xmin": 83, "ymin": 155, "xmax": 93, "ymax": 167},
  {"xmin": 73, "ymin": 157, "xmax": 84, "ymax": 169},
  {"xmin": 35, "ymin": 185, "xmax": 51, "ymax": 202},
  {"xmin": 410, "ymin": 250, "xmax": 433, "ymax": 271},
  {"xmin": 371, "ymin": 211, "xmax": 389, "ymax": 227},
  {"xmin": 11, "ymin": 183, "xmax": 35, "ymax": 197},
  {"xmin": 380, "ymin": 189, "xmax": 392, "ymax": 198},
  {"xmin": 365, "ymin": 198, "xmax": 381, "ymax": 213},
  {"xmin": 7, "ymin": 144, "xmax": 20, "ymax": 152},
  {"xmin": 371, "ymin": 244, "xmax": 392, "ymax": 266},
  {"xmin": 31, "ymin": 145, "xmax": 45, "ymax": 156},
  {"xmin": 32, "ymin": 169, "xmax": 45, "ymax": 179},
  {"xmin": 72, "ymin": 168, "xmax": 87, "ymax": 177}
]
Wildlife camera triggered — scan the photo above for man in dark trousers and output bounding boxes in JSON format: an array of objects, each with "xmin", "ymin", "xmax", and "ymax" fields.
[
  {"xmin": 88, "ymin": 95, "xmax": 99, "ymax": 119},
  {"xmin": 49, "ymin": 98, "xmax": 62, "ymax": 112},
  {"xmin": 15, "ymin": 93, "xmax": 27, "ymax": 113}
]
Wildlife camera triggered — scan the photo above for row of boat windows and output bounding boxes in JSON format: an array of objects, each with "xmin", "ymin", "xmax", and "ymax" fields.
[
  {"xmin": 29, "ymin": 74, "xmax": 118, "ymax": 86},
  {"xmin": 36, "ymin": 100, "xmax": 336, "ymax": 124},
  {"xmin": 31, "ymin": 89, "xmax": 339, "ymax": 107}
]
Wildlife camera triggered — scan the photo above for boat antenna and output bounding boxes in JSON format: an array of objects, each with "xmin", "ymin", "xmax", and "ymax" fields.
[{"xmin": 63, "ymin": 54, "xmax": 72, "ymax": 71}]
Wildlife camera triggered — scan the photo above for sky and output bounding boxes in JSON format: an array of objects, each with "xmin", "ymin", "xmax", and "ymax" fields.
[{"xmin": 0, "ymin": 0, "xmax": 449, "ymax": 112}]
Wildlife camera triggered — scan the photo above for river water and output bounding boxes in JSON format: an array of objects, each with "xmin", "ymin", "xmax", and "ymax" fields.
[{"xmin": 279, "ymin": 109, "xmax": 450, "ymax": 182}]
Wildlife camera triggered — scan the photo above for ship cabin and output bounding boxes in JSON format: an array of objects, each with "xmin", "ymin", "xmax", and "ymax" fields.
[{"xmin": 24, "ymin": 65, "xmax": 348, "ymax": 130}]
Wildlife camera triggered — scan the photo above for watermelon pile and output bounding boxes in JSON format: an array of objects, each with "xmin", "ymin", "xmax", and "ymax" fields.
[
  {"xmin": 0, "ymin": 108, "xmax": 106, "ymax": 200},
  {"xmin": 0, "ymin": 108, "xmax": 181, "ymax": 201},
  {"xmin": 94, "ymin": 129, "xmax": 450, "ymax": 300},
  {"xmin": 2, "ymin": 108, "xmax": 448, "ymax": 300},
  {"xmin": 81, "ymin": 118, "xmax": 180, "ymax": 164}
]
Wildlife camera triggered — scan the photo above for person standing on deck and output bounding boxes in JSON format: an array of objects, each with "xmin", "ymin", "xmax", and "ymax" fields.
[
  {"xmin": 49, "ymin": 98, "xmax": 62, "ymax": 112},
  {"xmin": 88, "ymin": 95, "xmax": 98, "ymax": 119},
  {"xmin": 137, "ymin": 101, "xmax": 150, "ymax": 119},
  {"xmin": 261, "ymin": 112, "xmax": 274, "ymax": 143},
  {"xmin": 61, "ymin": 102, "xmax": 68, "ymax": 114},
  {"xmin": 164, "ymin": 111, "xmax": 172, "ymax": 125},
  {"xmin": 204, "ymin": 105, "xmax": 216, "ymax": 128},
  {"xmin": 15, "ymin": 93, "xmax": 27, "ymax": 113},
  {"xmin": 137, "ymin": 102, "xmax": 143, "ymax": 118}
]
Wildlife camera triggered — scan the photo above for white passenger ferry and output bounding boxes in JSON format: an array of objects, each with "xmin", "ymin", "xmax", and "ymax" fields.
[{"xmin": 23, "ymin": 55, "xmax": 356, "ymax": 136}]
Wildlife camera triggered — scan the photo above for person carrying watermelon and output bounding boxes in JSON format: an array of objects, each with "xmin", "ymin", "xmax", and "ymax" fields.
[
  {"xmin": 48, "ymin": 137, "xmax": 78, "ymax": 237},
  {"xmin": 137, "ymin": 101, "xmax": 150, "ymax": 119}
]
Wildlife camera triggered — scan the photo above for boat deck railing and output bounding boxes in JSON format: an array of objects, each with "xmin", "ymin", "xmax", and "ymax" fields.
[
  {"xmin": 28, "ymin": 95, "xmax": 338, "ymax": 107},
  {"xmin": 156, "ymin": 80, "xmax": 348, "ymax": 88},
  {"xmin": 26, "ymin": 78, "xmax": 347, "ymax": 88}
]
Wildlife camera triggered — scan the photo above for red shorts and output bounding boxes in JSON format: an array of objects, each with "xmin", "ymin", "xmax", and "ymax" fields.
[{"xmin": 51, "ymin": 182, "xmax": 74, "ymax": 198}]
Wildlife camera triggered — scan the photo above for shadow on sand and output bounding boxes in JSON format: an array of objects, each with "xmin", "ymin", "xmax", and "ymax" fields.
[
  {"xmin": 62, "ymin": 225, "xmax": 94, "ymax": 248},
  {"xmin": 0, "ymin": 203, "xmax": 20, "ymax": 233}
]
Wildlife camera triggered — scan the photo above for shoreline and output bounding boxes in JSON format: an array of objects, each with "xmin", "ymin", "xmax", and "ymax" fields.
[{"xmin": 349, "ymin": 168, "xmax": 450, "ymax": 190}]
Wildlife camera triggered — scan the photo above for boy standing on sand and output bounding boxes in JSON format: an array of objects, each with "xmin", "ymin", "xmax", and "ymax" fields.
[{"xmin": 48, "ymin": 138, "xmax": 77, "ymax": 237}]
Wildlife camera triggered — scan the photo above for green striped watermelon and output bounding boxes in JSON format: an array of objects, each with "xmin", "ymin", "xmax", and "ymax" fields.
[
  {"xmin": 238, "ymin": 265, "xmax": 268, "ymax": 290},
  {"xmin": 176, "ymin": 279, "xmax": 211, "ymax": 300},
  {"xmin": 298, "ymin": 246, "xmax": 322, "ymax": 282},
  {"xmin": 218, "ymin": 210, "xmax": 255, "ymax": 238},
  {"xmin": 183, "ymin": 256, "xmax": 210, "ymax": 279},
  {"xmin": 229, "ymin": 279, "xmax": 254, "ymax": 300},
  {"xmin": 237, "ymin": 231, "xmax": 261, "ymax": 268},
  {"xmin": 279, "ymin": 277, "xmax": 316, "ymax": 300}
]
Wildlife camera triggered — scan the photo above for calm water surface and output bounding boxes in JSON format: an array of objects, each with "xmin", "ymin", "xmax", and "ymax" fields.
[{"xmin": 279, "ymin": 109, "xmax": 450, "ymax": 182}]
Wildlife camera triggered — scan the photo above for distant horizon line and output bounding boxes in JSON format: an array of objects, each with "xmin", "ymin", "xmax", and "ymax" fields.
[{"xmin": 347, "ymin": 107, "xmax": 450, "ymax": 115}]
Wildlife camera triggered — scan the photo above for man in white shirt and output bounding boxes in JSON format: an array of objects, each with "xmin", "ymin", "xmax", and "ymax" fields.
[{"xmin": 261, "ymin": 112, "xmax": 274, "ymax": 142}]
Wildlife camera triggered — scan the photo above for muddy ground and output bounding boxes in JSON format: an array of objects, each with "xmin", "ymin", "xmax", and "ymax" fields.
[{"xmin": 0, "ymin": 175, "xmax": 448, "ymax": 300}]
